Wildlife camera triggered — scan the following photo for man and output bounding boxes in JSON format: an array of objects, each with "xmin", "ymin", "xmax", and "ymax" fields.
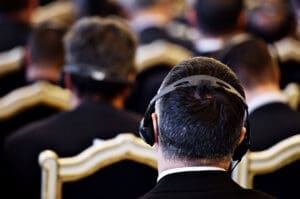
[
  {"xmin": 139, "ymin": 56, "xmax": 274, "ymax": 198},
  {"xmin": 4, "ymin": 17, "xmax": 157, "ymax": 199},
  {"xmin": 219, "ymin": 38, "xmax": 300, "ymax": 198},
  {"xmin": 127, "ymin": 0, "xmax": 194, "ymax": 50},
  {"xmin": 247, "ymin": 0, "xmax": 300, "ymax": 87},
  {"xmin": 192, "ymin": 0, "xmax": 249, "ymax": 58},
  {"xmin": 0, "ymin": 0, "xmax": 37, "ymax": 51},
  {"xmin": 26, "ymin": 20, "xmax": 66, "ymax": 84},
  {"xmin": 0, "ymin": 0, "xmax": 38, "ymax": 96}
]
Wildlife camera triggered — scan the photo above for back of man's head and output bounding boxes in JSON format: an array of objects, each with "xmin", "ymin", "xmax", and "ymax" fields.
[
  {"xmin": 195, "ymin": 0, "xmax": 244, "ymax": 35},
  {"xmin": 74, "ymin": 0, "xmax": 127, "ymax": 19},
  {"xmin": 156, "ymin": 57, "xmax": 246, "ymax": 161},
  {"xmin": 64, "ymin": 17, "xmax": 137, "ymax": 100},
  {"xmin": 218, "ymin": 38, "xmax": 279, "ymax": 90},
  {"xmin": 131, "ymin": 0, "xmax": 159, "ymax": 9},
  {"xmin": 28, "ymin": 21, "xmax": 66, "ymax": 68},
  {"xmin": 247, "ymin": 0, "xmax": 296, "ymax": 43}
]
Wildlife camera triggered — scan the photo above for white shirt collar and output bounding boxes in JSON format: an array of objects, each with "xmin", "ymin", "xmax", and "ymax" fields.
[
  {"xmin": 195, "ymin": 38, "xmax": 224, "ymax": 53},
  {"xmin": 157, "ymin": 166, "xmax": 226, "ymax": 182},
  {"xmin": 248, "ymin": 91, "xmax": 287, "ymax": 114}
]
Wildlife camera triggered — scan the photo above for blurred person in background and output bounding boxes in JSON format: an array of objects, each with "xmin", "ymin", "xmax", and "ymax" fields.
[
  {"xmin": 0, "ymin": 0, "xmax": 38, "ymax": 96},
  {"xmin": 124, "ymin": 0, "xmax": 194, "ymax": 50},
  {"xmin": 247, "ymin": 0, "xmax": 300, "ymax": 88},
  {"xmin": 26, "ymin": 20, "xmax": 66, "ymax": 84},
  {"xmin": 191, "ymin": 0, "xmax": 250, "ymax": 58},
  {"xmin": 4, "ymin": 16, "xmax": 157, "ymax": 199},
  {"xmin": 73, "ymin": 0, "xmax": 127, "ymax": 19},
  {"xmin": 219, "ymin": 38, "xmax": 300, "ymax": 198}
]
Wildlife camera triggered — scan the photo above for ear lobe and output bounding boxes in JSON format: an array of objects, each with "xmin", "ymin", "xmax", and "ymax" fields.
[{"xmin": 151, "ymin": 113, "xmax": 159, "ymax": 144}]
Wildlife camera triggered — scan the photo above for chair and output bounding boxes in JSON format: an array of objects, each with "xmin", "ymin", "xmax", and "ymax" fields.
[
  {"xmin": 39, "ymin": 133, "xmax": 157, "ymax": 199},
  {"xmin": 283, "ymin": 82, "xmax": 300, "ymax": 111},
  {"xmin": 0, "ymin": 46, "xmax": 27, "ymax": 97},
  {"xmin": 0, "ymin": 81, "xmax": 72, "ymax": 137},
  {"xmin": 127, "ymin": 40, "xmax": 192, "ymax": 114},
  {"xmin": 232, "ymin": 134, "xmax": 300, "ymax": 188}
]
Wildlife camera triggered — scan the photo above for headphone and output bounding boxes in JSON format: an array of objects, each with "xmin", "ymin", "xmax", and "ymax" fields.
[
  {"xmin": 139, "ymin": 74, "xmax": 250, "ymax": 162},
  {"xmin": 63, "ymin": 63, "xmax": 132, "ymax": 85}
]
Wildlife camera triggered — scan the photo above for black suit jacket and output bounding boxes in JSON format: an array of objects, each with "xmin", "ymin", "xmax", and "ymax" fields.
[
  {"xmin": 249, "ymin": 102, "xmax": 300, "ymax": 198},
  {"xmin": 140, "ymin": 171, "xmax": 275, "ymax": 199},
  {"xmin": 4, "ymin": 101, "xmax": 157, "ymax": 199},
  {"xmin": 138, "ymin": 26, "xmax": 194, "ymax": 51}
]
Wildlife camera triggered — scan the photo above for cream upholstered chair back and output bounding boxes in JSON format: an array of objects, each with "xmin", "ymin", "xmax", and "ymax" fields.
[
  {"xmin": 39, "ymin": 133, "xmax": 157, "ymax": 199},
  {"xmin": 232, "ymin": 134, "xmax": 300, "ymax": 188}
]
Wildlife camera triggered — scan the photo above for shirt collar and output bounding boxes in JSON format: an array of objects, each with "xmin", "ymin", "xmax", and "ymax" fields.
[
  {"xmin": 157, "ymin": 166, "xmax": 226, "ymax": 182},
  {"xmin": 248, "ymin": 91, "xmax": 287, "ymax": 114}
]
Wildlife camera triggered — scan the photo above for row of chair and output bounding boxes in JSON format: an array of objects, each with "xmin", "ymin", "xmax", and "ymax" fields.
[{"xmin": 39, "ymin": 133, "xmax": 300, "ymax": 199}]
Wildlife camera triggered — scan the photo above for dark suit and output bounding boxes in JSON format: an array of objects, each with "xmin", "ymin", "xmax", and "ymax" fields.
[
  {"xmin": 4, "ymin": 100, "xmax": 157, "ymax": 199},
  {"xmin": 0, "ymin": 16, "xmax": 29, "ymax": 97},
  {"xmin": 141, "ymin": 171, "xmax": 275, "ymax": 199},
  {"xmin": 0, "ymin": 17, "xmax": 30, "ymax": 52},
  {"xmin": 138, "ymin": 25, "xmax": 194, "ymax": 52},
  {"xmin": 249, "ymin": 102, "xmax": 300, "ymax": 199}
]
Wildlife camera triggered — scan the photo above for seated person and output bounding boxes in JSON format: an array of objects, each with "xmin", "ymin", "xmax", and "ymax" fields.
[
  {"xmin": 4, "ymin": 16, "xmax": 157, "ymax": 199},
  {"xmin": 219, "ymin": 38, "xmax": 300, "ymax": 198},
  {"xmin": 139, "ymin": 56, "xmax": 274, "ymax": 199},
  {"xmin": 0, "ymin": 0, "xmax": 38, "ymax": 96}
]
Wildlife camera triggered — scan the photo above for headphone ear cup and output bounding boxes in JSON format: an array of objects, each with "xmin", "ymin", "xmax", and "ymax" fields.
[{"xmin": 139, "ymin": 103, "xmax": 155, "ymax": 146}]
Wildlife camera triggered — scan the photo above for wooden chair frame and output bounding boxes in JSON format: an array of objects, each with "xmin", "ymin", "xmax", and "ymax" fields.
[
  {"xmin": 39, "ymin": 133, "xmax": 157, "ymax": 199},
  {"xmin": 232, "ymin": 134, "xmax": 300, "ymax": 188}
]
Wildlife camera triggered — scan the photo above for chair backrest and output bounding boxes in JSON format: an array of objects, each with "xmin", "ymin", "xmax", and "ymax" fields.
[
  {"xmin": 283, "ymin": 82, "xmax": 300, "ymax": 111},
  {"xmin": 127, "ymin": 40, "xmax": 192, "ymax": 114},
  {"xmin": 39, "ymin": 133, "xmax": 157, "ymax": 199},
  {"xmin": 0, "ymin": 46, "xmax": 24, "ymax": 77},
  {"xmin": 0, "ymin": 81, "xmax": 72, "ymax": 120},
  {"xmin": 232, "ymin": 134, "xmax": 300, "ymax": 188},
  {"xmin": 0, "ymin": 81, "xmax": 73, "ymax": 140}
]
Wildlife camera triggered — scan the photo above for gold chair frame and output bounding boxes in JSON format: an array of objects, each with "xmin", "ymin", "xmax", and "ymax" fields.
[
  {"xmin": 232, "ymin": 134, "xmax": 300, "ymax": 188},
  {"xmin": 39, "ymin": 133, "xmax": 157, "ymax": 199}
]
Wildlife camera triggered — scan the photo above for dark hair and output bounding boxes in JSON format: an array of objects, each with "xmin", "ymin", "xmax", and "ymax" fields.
[
  {"xmin": 218, "ymin": 38, "xmax": 279, "ymax": 90},
  {"xmin": 156, "ymin": 57, "xmax": 246, "ymax": 161},
  {"xmin": 64, "ymin": 17, "xmax": 137, "ymax": 100},
  {"xmin": 28, "ymin": 21, "xmax": 66, "ymax": 67},
  {"xmin": 195, "ymin": 0, "xmax": 244, "ymax": 35},
  {"xmin": 247, "ymin": 1, "xmax": 296, "ymax": 43},
  {"xmin": 132, "ymin": 0, "xmax": 159, "ymax": 8},
  {"xmin": 74, "ymin": 0, "xmax": 127, "ymax": 19},
  {"xmin": 0, "ymin": 0, "xmax": 30, "ymax": 13}
]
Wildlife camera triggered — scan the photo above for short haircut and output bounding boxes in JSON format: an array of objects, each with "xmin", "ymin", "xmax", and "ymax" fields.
[
  {"xmin": 156, "ymin": 57, "xmax": 246, "ymax": 161},
  {"xmin": 74, "ymin": 0, "xmax": 127, "ymax": 19},
  {"xmin": 195, "ymin": 0, "xmax": 244, "ymax": 34},
  {"xmin": 28, "ymin": 21, "xmax": 66, "ymax": 68},
  {"xmin": 64, "ymin": 17, "xmax": 137, "ymax": 99},
  {"xmin": 132, "ymin": 0, "xmax": 159, "ymax": 9},
  {"xmin": 247, "ymin": 1, "xmax": 296, "ymax": 43},
  {"xmin": 0, "ymin": 0, "xmax": 29, "ymax": 13},
  {"xmin": 218, "ymin": 38, "xmax": 279, "ymax": 90}
]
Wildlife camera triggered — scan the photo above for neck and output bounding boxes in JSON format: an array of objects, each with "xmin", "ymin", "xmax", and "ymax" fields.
[
  {"xmin": 156, "ymin": 146, "xmax": 231, "ymax": 174},
  {"xmin": 26, "ymin": 64, "xmax": 62, "ymax": 83},
  {"xmin": 73, "ymin": 92, "xmax": 126, "ymax": 110},
  {"xmin": 245, "ymin": 83, "xmax": 281, "ymax": 102}
]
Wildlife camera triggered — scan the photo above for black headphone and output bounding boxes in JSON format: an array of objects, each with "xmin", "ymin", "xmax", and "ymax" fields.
[
  {"xmin": 139, "ymin": 74, "xmax": 250, "ymax": 162},
  {"xmin": 63, "ymin": 63, "xmax": 132, "ymax": 85}
]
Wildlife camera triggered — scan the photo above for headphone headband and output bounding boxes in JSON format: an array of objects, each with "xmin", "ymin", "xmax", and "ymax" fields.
[
  {"xmin": 139, "ymin": 74, "xmax": 249, "ymax": 162},
  {"xmin": 63, "ymin": 64, "xmax": 130, "ymax": 84},
  {"xmin": 151, "ymin": 75, "xmax": 246, "ymax": 105}
]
